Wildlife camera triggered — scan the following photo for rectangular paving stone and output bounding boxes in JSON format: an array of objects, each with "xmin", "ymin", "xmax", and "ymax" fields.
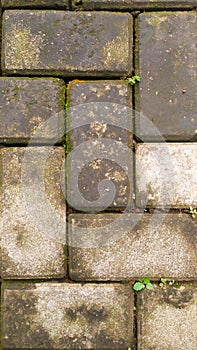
[
  {"xmin": 0, "ymin": 77, "xmax": 65, "ymax": 143},
  {"xmin": 2, "ymin": 282, "xmax": 134, "ymax": 349},
  {"xmin": 136, "ymin": 143, "xmax": 197, "ymax": 208},
  {"xmin": 137, "ymin": 284, "xmax": 197, "ymax": 350},
  {"xmin": 1, "ymin": 147, "xmax": 66, "ymax": 279},
  {"xmin": 67, "ymin": 80, "xmax": 133, "ymax": 211},
  {"xmin": 2, "ymin": 0, "xmax": 69, "ymax": 8},
  {"xmin": 72, "ymin": 0, "xmax": 197, "ymax": 10},
  {"xmin": 136, "ymin": 12, "xmax": 197, "ymax": 141},
  {"xmin": 2, "ymin": 11, "xmax": 133, "ymax": 77},
  {"xmin": 68, "ymin": 213, "xmax": 197, "ymax": 280}
]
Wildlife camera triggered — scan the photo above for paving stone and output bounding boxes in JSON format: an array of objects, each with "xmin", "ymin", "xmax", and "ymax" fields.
[
  {"xmin": 0, "ymin": 77, "xmax": 65, "ymax": 143},
  {"xmin": 72, "ymin": 0, "xmax": 197, "ymax": 10},
  {"xmin": 67, "ymin": 80, "xmax": 133, "ymax": 211},
  {"xmin": 68, "ymin": 213, "xmax": 197, "ymax": 280},
  {"xmin": 1, "ymin": 147, "xmax": 66, "ymax": 279},
  {"xmin": 2, "ymin": 282, "xmax": 134, "ymax": 349},
  {"xmin": 2, "ymin": 0, "xmax": 69, "ymax": 8},
  {"xmin": 2, "ymin": 11, "xmax": 133, "ymax": 77},
  {"xmin": 137, "ymin": 284, "xmax": 197, "ymax": 350},
  {"xmin": 136, "ymin": 143, "xmax": 197, "ymax": 208},
  {"xmin": 136, "ymin": 12, "xmax": 197, "ymax": 141}
]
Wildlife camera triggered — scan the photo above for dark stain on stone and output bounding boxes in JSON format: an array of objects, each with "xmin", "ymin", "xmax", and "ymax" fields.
[
  {"xmin": 2, "ymin": 291, "xmax": 52, "ymax": 348},
  {"xmin": 163, "ymin": 288, "xmax": 194, "ymax": 309}
]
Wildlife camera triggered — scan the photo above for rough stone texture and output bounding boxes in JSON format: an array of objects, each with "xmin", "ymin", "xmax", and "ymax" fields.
[
  {"xmin": 136, "ymin": 12, "xmax": 197, "ymax": 141},
  {"xmin": 2, "ymin": 0, "xmax": 69, "ymax": 8},
  {"xmin": 69, "ymin": 213, "xmax": 197, "ymax": 280},
  {"xmin": 2, "ymin": 11, "xmax": 133, "ymax": 77},
  {"xmin": 2, "ymin": 282, "xmax": 134, "ymax": 349},
  {"xmin": 1, "ymin": 147, "xmax": 66, "ymax": 279},
  {"xmin": 136, "ymin": 143, "xmax": 197, "ymax": 208},
  {"xmin": 67, "ymin": 80, "xmax": 133, "ymax": 211},
  {"xmin": 0, "ymin": 77, "xmax": 65, "ymax": 143},
  {"xmin": 73, "ymin": 0, "xmax": 197, "ymax": 10},
  {"xmin": 137, "ymin": 284, "xmax": 197, "ymax": 350}
]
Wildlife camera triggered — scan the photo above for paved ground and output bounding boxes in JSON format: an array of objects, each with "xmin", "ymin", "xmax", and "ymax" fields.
[{"xmin": 0, "ymin": 1, "xmax": 196, "ymax": 349}]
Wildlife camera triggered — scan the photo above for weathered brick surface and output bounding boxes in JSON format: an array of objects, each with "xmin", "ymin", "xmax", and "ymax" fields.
[
  {"xmin": 2, "ymin": 282, "xmax": 134, "ymax": 349},
  {"xmin": 72, "ymin": 0, "xmax": 196, "ymax": 10},
  {"xmin": 136, "ymin": 143, "xmax": 197, "ymax": 208},
  {"xmin": 2, "ymin": 11, "xmax": 133, "ymax": 77},
  {"xmin": 67, "ymin": 80, "xmax": 133, "ymax": 211},
  {"xmin": 69, "ymin": 213, "xmax": 197, "ymax": 280},
  {"xmin": 137, "ymin": 284, "xmax": 197, "ymax": 350},
  {"xmin": 0, "ymin": 77, "xmax": 65, "ymax": 143},
  {"xmin": 136, "ymin": 12, "xmax": 197, "ymax": 141},
  {"xmin": 73, "ymin": 0, "xmax": 197, "ymax": 10},
  {"xmin": 2, "ymin": 0, "xmax": 69, "ymax": 8},
  {"xmin": 1, "ymin": 147, "xmax": 66, "ymax": 279}
]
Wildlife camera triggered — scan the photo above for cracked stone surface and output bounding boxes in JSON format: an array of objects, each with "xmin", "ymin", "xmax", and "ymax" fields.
[
  {"xmin": 68, "ymin": 213, "xmax": 197, "ymax": 280},
  {"xmin": 2, "ymin": 282, "xmax": 134, "ymax": 349},
  {"xmin": 2, "ymin": 11, "xmax": 133, "ymax": 77},
  {"xmin": 1, "ymin": 147, "xmax": 66, "ymax": 279},
  {"xmin": 137, "ymin": 284, "xmax": 197, "ymax": 350}
]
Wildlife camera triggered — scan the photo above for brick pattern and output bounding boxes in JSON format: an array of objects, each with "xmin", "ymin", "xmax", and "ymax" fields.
[{"xmin": 0, "ymin": 2, "xmax": 196, "ymax": 350}]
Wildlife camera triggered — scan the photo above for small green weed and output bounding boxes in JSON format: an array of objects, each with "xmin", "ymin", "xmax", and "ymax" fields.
[
  {"xmin": 128, "ymin": 75, "xmax": 141, "ymax": 86},
  {"xmin": 133, "ymin": 278, "xmax": 153, "ymax": 291},
  {"xmin": 189, "ymin": 206, "xmax": 197, "ymax": 219},
  {"xmin": 159, "ymin": 278, "xmax": 167, "ymax": 287}
]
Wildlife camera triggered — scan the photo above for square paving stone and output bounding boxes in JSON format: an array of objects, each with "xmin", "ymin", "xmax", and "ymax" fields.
[
  {"xmin": 72, "ymin": 0, "xmax": 197, "ymax": 10},
  {"xmin": 2, "ymin": 0, "xmax": 69, "ymax": 8},
  {"xmin": 137, "ymin": 284, "xmax": 197, "ymax": 350},
  {"xmin": 0, "ymin": 77, "xmax": 65, "ymax": 143},
  {"xmin": 136, "ymin": 12, "xmax": 197, "ymax": 141},
  {"xmin": 1, "ymin": 147, "xmax": 66, "ymax": 279},
  {"xmin": 136, "ymin": 143, "xmax": 197, "ymax": 208},
  {"xmin": 2, "ymin": 282, "xmax": 134, "ymax": 349},
  {"xmin": 67, "ymin": 80, "xmax": 134, "ymax": 211},
  {"xmin": 2, "ymin": 11, "xmax": 133, "ymax": 77},
  {"xmin": 68, "ymin": 213, "xmax": 197, "ymax": 280}
]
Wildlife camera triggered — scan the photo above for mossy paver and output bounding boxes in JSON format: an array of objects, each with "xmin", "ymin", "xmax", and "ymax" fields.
[
  {"xmin": 72, "ymin": 0, "xmax": 197, "ymax": 10},
  {"xmin": 136, "ymin": 143, "xmax": 197, "ymax": 208},
  {"xmin": 0, "ymin": 77, "xmax": 65, "ymax": 143},
  {"xmin": 67, "ymin": 80, "xmax": 133, "ymax": 211},
  {"xmin": 2, "ymin": 11, "xmax": 133, "ymax": 77},
  {"xmin": 2, "ymin": 0, "xmax": 69, "ymax": 8},
  {"xmin": 1, "ymin": 147, "xmax": 66, "ymax": 279},
  {"xmin": 2, "ymin": 282, "xmax": 134, "ymax": 349},
  {"xmin": 137, "ymin": 284, "xmax": 197, "ymax": 350},
  {"xmin": 69, "ymin": 213, "xmax": 197, "ymax": 280},
  {"xmin": 136, "ymin": 12, "xmax": 197, "ymax": 141}
]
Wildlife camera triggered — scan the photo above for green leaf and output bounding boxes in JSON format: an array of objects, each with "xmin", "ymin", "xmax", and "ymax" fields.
[
  {"xmin": 159, "ymin": 282, "xmax": 164, "ymax": 287},
  {"xmin": 138, "ymin": 278, "xmax": 144, "ymax": 283},
  {"xmin": 135, "ymin": 75, "xmax": 141, "ymax": 82},
  {"xmin": 161, "ymin": 278, "xmax": 167, "ymax": 284},
  {"xmin": 146, "ymin": 283, "xmax": 154, "ymax": 291},
  {"xmin": 143, "ymin": 277, "xmax": 150, "ymax": 284},
  {"xmin": 133, "ymin": 282, "xmax": 144, "ymax": 291}
]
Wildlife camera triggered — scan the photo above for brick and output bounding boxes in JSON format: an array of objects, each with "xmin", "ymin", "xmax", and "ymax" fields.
[
  {"xmin": 136, "ymin": 143, "xmax": 197, "ymax": 208},
  {"xmin": 69, "ymin": 213, "xmax": 197, "ymax": 280},
  {"xmin": 1, "ymin": 147, "xmax": 66, "ymax": 279},
  {"xmin": 72, "ymin": 0, "xmax": 197, "ymax": 10},
  {"xmin": 2, "ymin": 11, "xmax": 133, "ymax": 77},
  {"xmin": 137, "ymin": 284, "xmax": 197, "ymax": 350},
  {"xmin": 136, "ymin": 12, "xmax": 197, "ymax": 141},
  {"xmin": 2, "ymin": 0, "xmax": 69, "ymax": 8},
  {"xmin": 2, "ymin": 282, "xmax": 134, "ymax": 349},
  {"xmin": 0, "ymin": 77, "xmax": 65, "ymax": 143},
  {"xmin": 67, "ymin": 80, "xmax": 133, "ymax": 211}
]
